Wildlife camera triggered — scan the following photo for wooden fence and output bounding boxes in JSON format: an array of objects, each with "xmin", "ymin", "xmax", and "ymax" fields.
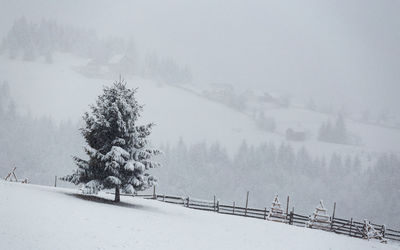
[{"xmin": 130, "ymin": 193, "xmax": 400, "ymax": 243}]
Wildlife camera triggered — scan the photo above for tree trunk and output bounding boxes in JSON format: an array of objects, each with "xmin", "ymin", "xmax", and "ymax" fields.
[{"xmin": 115, "ymin": 186, "xmax": 120, "ymax": 202}]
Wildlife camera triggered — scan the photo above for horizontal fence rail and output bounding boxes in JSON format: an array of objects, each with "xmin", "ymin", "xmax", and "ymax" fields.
[{"xmin": 114, "ymin": 191, "xmax": 400, "ymax": 243}]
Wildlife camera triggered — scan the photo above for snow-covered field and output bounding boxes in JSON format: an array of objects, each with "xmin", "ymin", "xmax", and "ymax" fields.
[{"xmin": 0, "ymin": 181, "xmax": 398, "ymax": 250}]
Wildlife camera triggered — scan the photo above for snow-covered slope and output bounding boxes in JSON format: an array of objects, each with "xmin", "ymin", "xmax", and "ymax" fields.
[
  {"xmin": 0, "ymin": 54, "xmax": 270, "ymax": 154},
  {"xmin": 1, "ymin": 54, "xmax": 400, "ymax": 157},
  {"xmin": 0, "ymin": 181, "xmax": 398, "ymax": 250}
]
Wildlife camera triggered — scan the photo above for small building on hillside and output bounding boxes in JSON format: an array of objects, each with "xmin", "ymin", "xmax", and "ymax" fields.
[{"xmin": 286, "ymin": 128, "xmax": 307, "ymax": 141}]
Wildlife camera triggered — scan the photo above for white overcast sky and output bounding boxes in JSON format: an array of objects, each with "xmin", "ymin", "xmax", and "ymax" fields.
[{"xmin": 1, "ymin": 0, "xmax": 399, "ymax": 113}]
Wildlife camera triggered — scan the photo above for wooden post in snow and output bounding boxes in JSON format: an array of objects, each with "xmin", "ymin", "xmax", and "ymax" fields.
[
  {"xmin": 349, "ymin": 218, "xmax": 353, "ymax": 236},
  {"xmin": 12, "ymin": 168, "xmax": 18, "ymax": 182},
  {"xmin": 213, "ymin": 195, "xmax": 216, "ymax": 212},
  {"xmin": 286, "ymin": 196, "xmax": 290, "ymax": 215},
  {"xmin": 331, "ymin": 202, "xmax": 336, "ymax": 231},
  {"xmin": 54, "ymin": 176, "xmax": 57, "ymax": 187},
  {"xmin": 289, "ymin": 211, "xmax": 294, "ymax": 225},
  {"xmin": 332, "ymin": 202, "xmax": 336, "ymax": 218},
  {"xmin": 233, "ymin": 201, "xmax": 236, "ymax": 214},
  {"xmin": 289, "ymin": 207, "xmax": 295, "ymax": 225},
  {"xmin": 264, "ymin": 207, "xmax": 267, "ymax": 220},
  {"xmin": 245, "ymin": 191, "xmax": 249, "ymax": 216},
  {"xmin": 153, "ymin": 185, "xmax": 156, "ymax": 199},
  {"xmin": 5, "ymin": 167, "xmax": 17, "ymax": 182}
]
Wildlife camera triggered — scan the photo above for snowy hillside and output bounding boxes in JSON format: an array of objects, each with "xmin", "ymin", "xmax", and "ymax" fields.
[
  {"xmin": 0, "ymin": 181, "xmax": 398, "ymax": 250},
  {"xmin": 0, "ymin": 53, "xmax": 266, "ymax": 154},
  {"xmin": 1, "ymin": 54, "xmax": 400, "ymax": 159}
]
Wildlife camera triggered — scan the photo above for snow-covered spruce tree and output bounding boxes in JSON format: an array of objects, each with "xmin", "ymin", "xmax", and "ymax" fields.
[{"xmin": 63, "ymin": 79, "xmax": 161, "ymax": 202}]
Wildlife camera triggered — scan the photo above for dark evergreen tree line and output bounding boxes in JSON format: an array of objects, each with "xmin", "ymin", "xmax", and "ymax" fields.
[
  {"xmin": 156, "ymin": 140, "xmax": 400, "ymax": 228},
  {"xmin": 318, "ymin": 115, "xmax": 348, "ymax": 144},
  {"xmin": 0, "ymin": 81, "xmax": 82, "ymax": 185},
  {"xmin": 0, "ymin": 17, "xmax": 119, "ymax": 62}
]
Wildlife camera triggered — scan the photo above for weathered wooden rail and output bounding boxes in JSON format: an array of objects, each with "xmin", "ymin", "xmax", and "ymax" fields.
[{"xmin": 123, "ymin": 192, "xmax": 400, "ymax": 243}]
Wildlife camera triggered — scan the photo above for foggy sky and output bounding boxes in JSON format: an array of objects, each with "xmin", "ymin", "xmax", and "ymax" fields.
[{"xmin": 1, "ymin": 0, "xmax": 399, "ymax": 113}]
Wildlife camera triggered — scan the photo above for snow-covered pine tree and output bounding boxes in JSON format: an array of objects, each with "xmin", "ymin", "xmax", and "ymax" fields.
[{"xmin": 63, "ymin": 78, "xmax": 161, "ymax": 202}]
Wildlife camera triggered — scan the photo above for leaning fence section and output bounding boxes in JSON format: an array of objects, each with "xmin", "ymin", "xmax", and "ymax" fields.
[{"xmin": 331, "ymin": 218, "xmax": 364, "ymax": 239}]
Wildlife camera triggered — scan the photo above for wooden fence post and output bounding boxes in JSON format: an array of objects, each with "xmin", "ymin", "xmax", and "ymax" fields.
[
  {"xmin": 54, "ymin": 176, "xmax": 57, "ymax": 187},
  {"xmin": 12, "ymin": 167, "xmax": 18, "ymax": 182},
  {"xmin": 349, "ymin": 218, "xmax": 353, "ymax": 236},
  {"xmin": 332, "ymin": 202, "xmax": 336, "ymax": 219},
  {"xmin": 216, "ymin": 200, "xmax": 219, "ymax": 212},
  {"xmin": 5, "ymin": 167, "xmax": 18, "ymax": 182},
  {"xmin": 362, "ymin": 220, "xmax": 367, "ymax": 239},
  {"xmin": 331, "ymin": 202, "xmax": 336, "ymax": 231},
  {"xmin": 382, "ymin": 224, "xmax": 386, "ymax": 238},
  {"xmin": 163, "ymin": 194, "xmax": 165, "ymax": 202},
  {"xmin": 233, "ymin": 201, "xmax": 236, "ymax": 214},
  {"xmin": 187, "ymin": 197, "xmax": 190, "ymax": 208},
  {"xmin": 245, "ymin": 191, "xmax": 249, "ymax": 216},
  {"xmin": 153, "ymin": 186, "xmax": 156, "ymax": 199},
  {"xmin": 264, "ymin": 207, "xmax": 267, "ymax": 220},
  {"xmin": 213, "ymin": 195, "xmax": 216, "ymax": 212},
  {"xmin": 289, "ymin": 211, "xmax": 294, "ymax": 225},
  {"xmin": 286, "ymin": 196, "xmax": 290, "ymax": 215}
]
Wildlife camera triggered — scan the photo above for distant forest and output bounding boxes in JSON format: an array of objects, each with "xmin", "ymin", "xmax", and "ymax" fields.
[
  {"xmin": 157, "ymin": 140, "xmax": 399, "ymax": 228},
  {"xmin": 0, "ymin": 17, "xmax": 192, "ymax": 84}
]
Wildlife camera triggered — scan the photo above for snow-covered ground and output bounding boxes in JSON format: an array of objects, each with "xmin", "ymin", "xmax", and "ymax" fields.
[{"xmin": 0, "ymin": 181, "xmax": 399, "ymax": 250}]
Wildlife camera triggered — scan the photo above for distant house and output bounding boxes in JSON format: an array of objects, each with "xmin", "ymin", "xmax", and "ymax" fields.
[
  {"xmin": 260, "ymin": 92, "xmax": 279, "ymax": 104},
  {"xmin": 209, "ymin": 83, "xmax": 235, "ymax": 95},
  {"xmin": 286, "ymin": 128, "xmax": 306, "ymax": 141},
  {"xmin": 202, "ymin": 83, "xmax": 246, "ymax": 111},
  {"xmin": 260, "ymin": 92, "xmax": 290, "ymax": 108}
]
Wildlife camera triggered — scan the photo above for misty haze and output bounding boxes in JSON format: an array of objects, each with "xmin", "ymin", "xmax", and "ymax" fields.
[{"xmin": 0, "ymin": 1, "xmax": 399, "ymax": 250}]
